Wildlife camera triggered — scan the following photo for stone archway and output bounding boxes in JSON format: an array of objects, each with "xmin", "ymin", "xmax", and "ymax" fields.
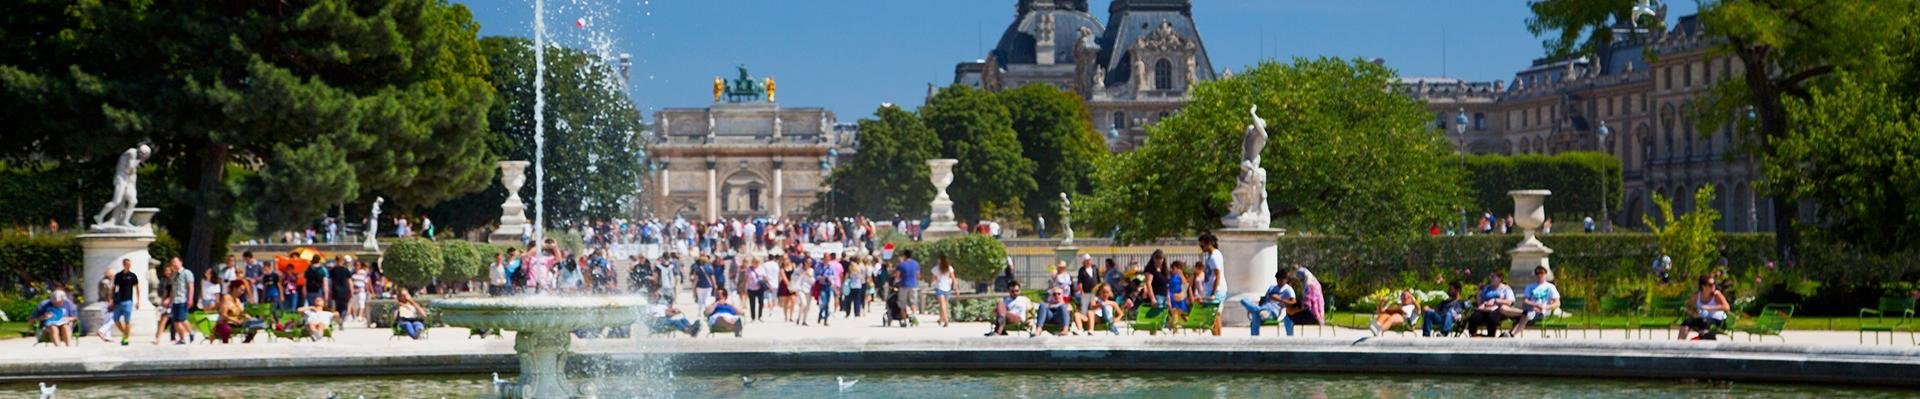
[{"xmin": 720, "ymin": 170, "xmax": 769, "ymax": 216}]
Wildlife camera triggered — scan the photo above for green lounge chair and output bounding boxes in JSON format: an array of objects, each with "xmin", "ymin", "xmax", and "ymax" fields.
[
  {"xmin": 1129, "ymin": 306, "xmax": 1168, "ymax": 335},
  {"xmin": 1859, "ymin": 297, "xmax": 1915, "ymax": 345},
  {"xmin": 1642, "ymin": 295, "xmax": 1686, "ymax": 339},
  {"xmin": 1737, "ymin": 303, "xmax": 1793, "ymax": 342},
  {"xmin": 1180, "ymin": 302, "xmax": 1220, "ymax": 335}
]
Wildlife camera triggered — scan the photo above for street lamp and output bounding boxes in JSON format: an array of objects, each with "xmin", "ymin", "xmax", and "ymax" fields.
[
  {"xmin": 1454, "ymin": 107, "xmax": 1471, "ymax": 235},
  {"xmin": 1596, "ymin": 120, "xmax": 1613, "ymax": 232}
]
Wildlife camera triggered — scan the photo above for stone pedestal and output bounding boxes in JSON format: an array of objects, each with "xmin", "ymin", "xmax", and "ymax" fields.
[
  {"xmin": 1053, "ymin": 246, "xmax": 1080, "ymax": 268},
  {"xmin": 77, "ymin": 210, "xmax": 160, "ymax": 338},
  {"xmin": 1215, "ymin": 228, "xmax": 1283, "ymax": 327},
  {"xmin": 491, "ymin": 161, "xmax": 533, "ymax": 246},
  {"xmin": 922, "ymin": 159, "xmax": 963, "ymax": 240}
]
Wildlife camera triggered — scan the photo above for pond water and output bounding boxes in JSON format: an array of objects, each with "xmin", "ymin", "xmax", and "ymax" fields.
[{"xmin": 9, "ymin": 371, "xmax": 1915, "ymax": 398}]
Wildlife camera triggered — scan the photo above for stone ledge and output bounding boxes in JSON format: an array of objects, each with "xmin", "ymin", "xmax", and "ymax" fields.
[{"xmin": 5, "ymin": 337, "xmax": 1916, "ymax": 387}]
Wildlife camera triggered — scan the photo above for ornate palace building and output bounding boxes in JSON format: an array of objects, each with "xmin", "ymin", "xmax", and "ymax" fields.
[
  {"xmin": 648, "ymin": 68, "xmax": 848, "ymax": 220},
  {"xmin": 1402, "ymin": 15, "xmax": 1772, "ymax": 232},
  {"xmin": 953, "ymin": 0, "xmax": 1217, "ymax": 152}
]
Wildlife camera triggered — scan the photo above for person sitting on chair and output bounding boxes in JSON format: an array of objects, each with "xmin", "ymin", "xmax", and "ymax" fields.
[
  {"xmin": 1467, "ymin": 273, "xmax": 1516, "ymax": 337},
  {"xmin": 1077, "ymin": 284, "xmax": 1121, "ymax": 335},
  {"xmin": 393, "ymin": 289, "xmax": 429, "ymax": 340},
  {"xmin": 1422, "ymin": 282, "xmax": 1468, "ymax": 337},
  {"xmin": 1679, "ymin": 275, "xmax": 1730, "ymax": 340},
  {"xmin": 705, "ymin": 289, "xmax": 743, "ymax": 337},
  {"xmin": 1034, "ymin": 286, "xmax": 1073, "ymax": 336},
  {"xmin": 1370, "ymin": 289, "xmax": 1419, "ymax": 336},
  {"xmin": 30, "ymin": 290, "xmax": 77, "ymax": 347},
  {"xmin": 649, "ymin": 291, "xmax": 700, "ymax": 337},
  {"xmin": 296, "ymin": 297, "xmax": 333, "ymax": 340},
  {"xmin": 213, "ymin": 293, "xmax": 259, "ymax": 343},
  {"xmin": 986, "ymin": 280, "xmax": 1032, "ymax": 336}
]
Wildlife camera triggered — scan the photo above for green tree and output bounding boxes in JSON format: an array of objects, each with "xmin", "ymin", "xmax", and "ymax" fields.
[
  {"xmin": 996, "ymin": 84, "xmax": 1106, "ymax": 223},
  {"xmin": 920, "ymin": 85, "xmax": 1036, "ymax": 221},
  {"xmin": 1644, "ymin": 185, "xmax": 1720, "ymax": 281},
  {"xmin": 1526, "ymin": 0, "xmax": 1920, "ymax": 260},
  {"xmin": 814, "ymin": 105, "xmax": 937, "ymax": 219},
  {"xmin": 0, "ymin": 0, "xmax": 497, "ymax": 272},
  {"xmin": 1084, "ymin": 58, "xmax": 1466, "ymax": 245},
  {"xmin": 1769, "ymin": 75, "xmax": 1920, "ymax": 253},
  {"xmin": 431, "ymin": 37, "xmax": 647, "ymax": 235}
]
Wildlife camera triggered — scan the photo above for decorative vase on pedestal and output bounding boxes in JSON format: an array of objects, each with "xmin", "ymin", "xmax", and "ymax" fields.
[
  {"xmin": 922, "ymin": 159, "xmax": 963, "ymax": 240},
  {"xmin": 491, "ymin": 161, "xmax": 534, "ymax": 245},
  {"xmin": 1507, "ymin": 190, "xmax": 1554, "ymax": 285}
]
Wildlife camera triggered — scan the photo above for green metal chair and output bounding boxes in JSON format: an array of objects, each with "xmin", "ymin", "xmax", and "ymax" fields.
[
  {"xmin": 1737, "ymin": 303, "xmax": 1793, "ymax": 342},
  {"xmin": 1859, "ymin": 297, "xmax": 1915, "ymax": 345},
  {"xmin": 1593, "ymin": 296, "xmax": 1642, "ymax": 340},
  {"xmin": 1642, "ymin": 295, "xmax": 1687, "ymax": 339},
  {"xmin": 1536, "ymin": 297, "xmax": 1588, "ymax": 339}
]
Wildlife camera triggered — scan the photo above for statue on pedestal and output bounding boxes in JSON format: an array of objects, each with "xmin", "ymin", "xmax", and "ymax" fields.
[
  {"xmin": 364, "ymin": 197, "xmax": 384, "ymax": 251},
  {"xmin": 1059, "ymin": 192, "xmax": 1075, "ymax": 246},
  {"xmin": 90, "ymin": 144, "xmax": 152, "ymax": 233},
  {"xmin": 1224, "ymin": 105, "xmax": 1271, "ymax": 229}
]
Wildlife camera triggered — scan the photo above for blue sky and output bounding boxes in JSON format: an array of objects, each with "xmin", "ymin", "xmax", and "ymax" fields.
[{"xmin": 457, "ymin": 0, "xmax": 1697, "ymax": 121}]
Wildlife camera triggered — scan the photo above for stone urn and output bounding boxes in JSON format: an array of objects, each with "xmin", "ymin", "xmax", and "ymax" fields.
[
  {"xmin": 129, "ymin": 208, "xmax": 160, "ymax": 229},
  {"xmin": 923, "ymin": 159, "xmax": 962, "ymax": 239},
  {"xmin": 491, "ymin": 161, "xmax": 533, "ymax": 245},
  {"xmin": 1509, "ymin": 190, "xmax": 1551, "ymax": 247},
  {"xmin": 1507, "ymin": 189, "xmax": 1553, "ymax": 285},
  {"xmin": 927, "ymin": 159, "xmax": 957, "ymax": 202}
]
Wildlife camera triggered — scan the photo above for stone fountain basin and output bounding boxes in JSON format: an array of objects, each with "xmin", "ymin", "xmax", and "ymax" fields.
[{"xmin": 432, "ymin": 296, "xmax": 649, "ymax": 331}]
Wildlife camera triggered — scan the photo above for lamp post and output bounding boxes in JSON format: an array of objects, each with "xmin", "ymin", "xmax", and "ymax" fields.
[
  {"xmin": 1455, "ymin": 108, "xmax": 1471, "ymax": 235},
  {"xmin": 1596, "ymin": 120, "xmax": 1613, "ymax": 232}
]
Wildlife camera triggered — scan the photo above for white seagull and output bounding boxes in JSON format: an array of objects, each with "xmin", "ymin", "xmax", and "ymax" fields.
[
  {"xmin": 1631, "ymin": 0, "xmax": 1661, "ymax": 28},
  {"xmin": 38, "ymin": 382, "xmax": 55, "ymax": 399},
  {"xmin": 837, "ymin": 376, "xmax": 859, "ymax": 393}
]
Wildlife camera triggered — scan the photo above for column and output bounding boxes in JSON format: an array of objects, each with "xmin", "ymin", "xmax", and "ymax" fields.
[
  {"xmin": 771, "ymin": 159, "xmax": 785, "ymax": 219},
  {"xmin": 658, "ymin": 162, "xmax": 670, "ymax": 199},
  {"xmin": 705, "ymin": 159, "xmax": 718, "ymax": 221}
]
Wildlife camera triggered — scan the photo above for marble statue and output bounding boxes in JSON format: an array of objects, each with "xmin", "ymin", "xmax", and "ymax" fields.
[
  {"xmin": 1224, "ymin": 105, "xmax": 1271, "ymax": 229},
  {"xmin": 364, "ymin": 197, "xmax": 384, "ymax": 251},
  {"xmin": 90, "ymin": 144, "xmax": 152, "ymax": 233},
  {"xmin": 1059, "ymin": 192, "xmax": 1075, "ymax": 246}
]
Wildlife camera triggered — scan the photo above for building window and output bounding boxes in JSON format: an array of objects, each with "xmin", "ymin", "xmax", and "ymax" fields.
[
  {"xmin": 1683, "ymin": 63, "xmax": 1693, "ymax": 88},
  {"xmin": 1474, "ymin": 113, "xmax": 1486, "ymax": 130},
  {"xmin": 1664, "ymin": 67, "xmax": 1672, "ymax": 90},
  {"xmin": 1154, "ymin": 59, "xmax": 1174, "ymax": 91},
  {"xmin": 1111, "ymin": 111, "xmax": 1127, "ymax": 129},
  {"xmin": 1157, "ymin": 111, "xmax": 1169, "ymax": 122}
]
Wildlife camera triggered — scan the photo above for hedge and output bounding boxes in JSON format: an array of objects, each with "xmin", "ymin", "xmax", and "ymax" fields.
[
  {"xmin": 920, "ymin": 234, "xmax": 1009, "ymax": 283},
  {"xmin": 383, "ymin": 238, "xmax": 444, "ymax": 290},
  {"xmin": 1465, "ymin": 152, "xmax": 1622, "ymax": 221},
  {"xmin": 1273, "ymin": 233, "xmax": 1920, "ymax": 313},
  {"xmin": 0, "ymin": 234, "xmax": 83, "ymax": 289}
]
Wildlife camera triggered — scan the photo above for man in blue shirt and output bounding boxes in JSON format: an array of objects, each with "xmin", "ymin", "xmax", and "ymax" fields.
[
  {"xmin": 691, "ymin": 255, "xmax": 716, "ymax": 308},
  {"xmin": 895, "ymin": 249, "xmax": 921, "ymax": 316},
  {"xmin": 1238, "ymin": 271, "xmax": 1300, "ymax": 336}
]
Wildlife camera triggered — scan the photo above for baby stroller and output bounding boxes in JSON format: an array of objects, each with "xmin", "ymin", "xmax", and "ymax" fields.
[{"xmin": 881, "ymin": 290, "xmax": 911, "ymax": 327}]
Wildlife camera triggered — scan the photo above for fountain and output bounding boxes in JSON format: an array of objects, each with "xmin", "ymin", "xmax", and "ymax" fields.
[{"xmin": 433, "ymin": 296, "xmax": 649, "ymax": 398}]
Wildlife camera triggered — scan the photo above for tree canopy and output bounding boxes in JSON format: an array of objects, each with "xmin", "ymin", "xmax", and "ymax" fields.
[
  {"xmin": 996, "ymin": 84, "xmax": 1107, "ymax": 225},
  {"xmin": 814, "ymin": 105, "xmax": 937, "ymax": 219},
  {"xmin": 1083, "ymin": 58, "xmax": 1466, "ymax": 245},
  {"xmin": 920, "ymin": 85, "xmax": 1036, "ymax": 221},
  {"xmin": 431, "ymin": 37, "xmax": 646, "ymax": 235},
  {"xmin": 0, "ymin": 0, "xmax": 498, "ymax": 271},
  {"xmin": 1526, "ymin": 0, "xmax": 1920, "ymax": 259}
]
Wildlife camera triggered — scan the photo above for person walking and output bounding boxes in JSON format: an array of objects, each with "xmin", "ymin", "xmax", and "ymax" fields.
[
  {"xmin": 164, "ymin": 258, "xmax": 195, "ymax": 345},
  {"xmin": 895, "ymin": 250, "xmax": 922, "ymax": 325},
  {"xmin": 109, "ymin": 259, "xmax": 140, "ymax": 346},
  {"xmin": 932, "ymin": 256, "xmax": 956, "ymax": 327}
]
